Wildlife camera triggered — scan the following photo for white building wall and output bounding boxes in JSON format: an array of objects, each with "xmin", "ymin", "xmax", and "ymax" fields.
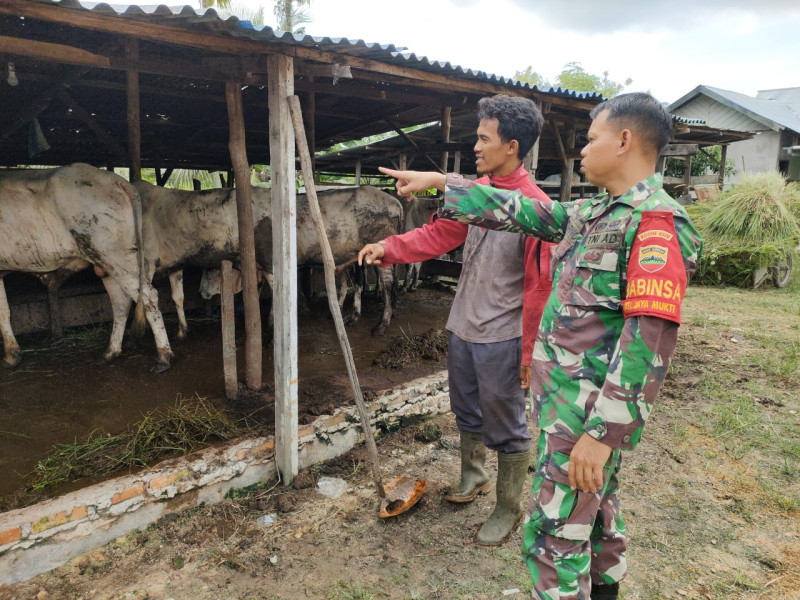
[{"xmin": 725, "ymin": 131, "xmax": 781, "ymax": 185}]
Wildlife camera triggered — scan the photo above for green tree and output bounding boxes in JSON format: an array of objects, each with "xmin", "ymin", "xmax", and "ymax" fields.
[
  {"xmin": 513, "ymin": 65, "xmax": 548, "ymax": 88},
  {"xmin": 664, "ymin": 145, "xmax": 737, "ymax": 178},
  {"xmin": 514, "ymin": 62, "xmax": 632, "ymax": 98}
]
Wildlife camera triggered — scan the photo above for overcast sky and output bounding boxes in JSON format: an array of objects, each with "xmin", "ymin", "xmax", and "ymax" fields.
[{"xmin": 128, "ymin": 0, "xmax": 800, "ymax": 104}]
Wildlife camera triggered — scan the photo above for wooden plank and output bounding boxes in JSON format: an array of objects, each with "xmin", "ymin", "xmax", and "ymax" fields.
[
  {"xmin": 683, "ymin": 156, "xmax": 692, "ymax": 187},
  {"xmin": 126, "ymin": 38, "xmax": 141, "ymax": 182},
  {"xmin": 267, "ymin": 54, "xmax": 299, "ymax": 485},
  {"xmin": 354, "ymin": 159, "xmax": 362, "ymax": 186},
  {"xmin": 226, "ymin": 81, "xmax": 262, "ymax": 391},
  {"xmin": 453, "ymin": 150, "xmax": 461, "ymax": 173},
  {"xmin": 220, "ymin": 260, "xmax": 238, "ymax": 400}
]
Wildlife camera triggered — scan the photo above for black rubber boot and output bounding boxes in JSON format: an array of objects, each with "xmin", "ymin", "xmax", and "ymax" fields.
[
  {"xmin": 591, "ymin": 582, "xmax": 619, "ymax": 599},
  {"xmin": 475, "ymin": 450, "xmax": 529, "ymax": 545},
  {"xmin": 443, "ymin": 431, "xmax": 491, "ymax": 503}
]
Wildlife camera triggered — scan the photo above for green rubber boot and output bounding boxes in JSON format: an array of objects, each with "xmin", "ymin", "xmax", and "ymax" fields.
[
  {"xmin": 443, "ymin": 431, "xmax": 491, "ymax": 503},
  {"xmin": 476, "ymin": 450, "xmax": 529, "ymax": 546}
]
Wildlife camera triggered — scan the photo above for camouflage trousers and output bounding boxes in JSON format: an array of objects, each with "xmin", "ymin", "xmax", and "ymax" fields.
[{"xmin": 522, "ymin": 431, "xmax": 627, "ymax": 599}]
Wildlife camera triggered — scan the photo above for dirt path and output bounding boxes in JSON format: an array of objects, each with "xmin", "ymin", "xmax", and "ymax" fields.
[{"xmin": 1, "ymin": 284, "xmax": 799, "ymax": 599}]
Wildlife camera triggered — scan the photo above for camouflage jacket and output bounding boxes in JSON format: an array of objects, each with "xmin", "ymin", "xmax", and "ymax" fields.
[{"xmin": 440, "ymin": 173, "xmax": 703, "ymax": 450}]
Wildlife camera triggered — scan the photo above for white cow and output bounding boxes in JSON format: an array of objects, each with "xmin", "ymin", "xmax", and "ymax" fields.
[
  {"xmin": 0, "ymin": 164, "xmax": 173, "ymax": 371},
  {"xmin": 194, "ymin": 186, "xmax": 404, "ymax": 335}
]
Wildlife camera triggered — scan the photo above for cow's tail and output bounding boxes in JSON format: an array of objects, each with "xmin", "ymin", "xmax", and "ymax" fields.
[{"xmin": 126, "ymin": 182, "xmax": 148, "ymax": 337}]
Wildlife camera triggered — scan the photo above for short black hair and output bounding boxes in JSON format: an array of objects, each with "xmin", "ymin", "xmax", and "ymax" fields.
[
  {"xmin": 476, "ymin": 95, "xmax": 544, "ymax": 159},
  {"xmin": 589, "ymin": 92, "xmax": 673, "ymax": 156}
]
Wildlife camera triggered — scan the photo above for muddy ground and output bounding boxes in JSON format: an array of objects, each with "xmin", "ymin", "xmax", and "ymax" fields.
[
  {"xmin": 0, "ymin": 282, "xmax": 454, "ymax": 509},
  {"xmin": 1, "ymin": 284, "xmax": 799, "ymax": 599}
]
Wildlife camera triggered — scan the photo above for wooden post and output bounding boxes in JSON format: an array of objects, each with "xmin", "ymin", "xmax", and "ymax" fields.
[
  {"xmin": 454, "ymin": 150, "xmax": 461, "ymax": 173},
  {"xmin": 400, "ymin": 152, "xmax": 407, "ymax": 171},
  {"xmin": 220, "ymin": 259, "xmax": 238, "ymax": 400},
  {"xmin": 718, "ymin": 144, "xmax": 728, "ymax": 187},
  {"xmin": 683, "ymin": 155, "xmax": 693, "ymax": 189},
  {"xmin": 267, "ymin": 54, "xmax": 298, "ymax": 485},
  {"xmin": 354, "ymin": 158, "xmax": 362, "ymax": 186},
  {"xmin": 288, "ymin": 95, "xmax": 385, "ymax": 498},
  {"xmin": 655, "ymin": 155, "xmax": 666, "ymax": 175},
  {"xmin": 524, "ymin": 137, "xmax": 540, "ymax": 181},
  {"xmin": 440, "ymin": 106, "xmax": 451, "ymax": 172},
  {"xmin": 125, "ymin": 38, "xmax": 141, "ymax": 182},
  {"xmin": 226, "ymin": 80, "xmax": 262, "ymax": 390},
  {"xmin": 559, "ymin": 126, "xmax": 575, "ymax": 202},
  {"xmin": 302, "ymin": 82, "xmax": 316, "ymax": 180}
]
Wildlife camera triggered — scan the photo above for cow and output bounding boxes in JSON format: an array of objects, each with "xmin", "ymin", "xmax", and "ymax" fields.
[
  {"xmin": 194, "ymin": 186, "xmax": 404, "ymax": 335},
  {"xmin": 133, "ymin": 183, "xmax": 403, "ymax": 338},
  {"xmin": 399, "ymin": 196, "xmax": 440, "ymax": 293},
  {"xmin": 0, "ymin": 164, "xmax": 173, "ymax": 372}
]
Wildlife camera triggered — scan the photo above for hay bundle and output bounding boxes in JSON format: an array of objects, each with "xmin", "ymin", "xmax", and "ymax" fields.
[
  {"xmin": 32, "ymin": 395, "xmax": 244, "ymax": 490},
  {"xmin": 688, "ymin": 172, "xmax": 800, "ymax": 287}
]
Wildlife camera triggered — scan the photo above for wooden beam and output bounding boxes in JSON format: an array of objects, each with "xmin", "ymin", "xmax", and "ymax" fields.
[
  {"xmin": 267, "ymin": 54, "xmax": 299, "ymax": 485},
  {"xmin": 0, "ymin": 34, "xmax": 110, "ymax": 68},
  {"xmin": 226, "ymin": 81, "xmax": 262, "ymax": 390},
  {"xmin": 559, "ymin": 126, "xmax": 576, "ymax": 202},
  {"xmin": 551, "ymin": 122, "xmax": 568, "ymax": 168},
  {"xmin": 125, "ymin": 38, "xmax": 141, "ymax": 182},
  {"xmin": 524, "ymin": 137, "xmax": 540, "ymax": 180},
  {"xmin": 55, "ymin": 89, "xmax": 128, "ymax": 164},
  {"xmin": 383, "ymin": 116, "xmax": 443, "ymax": 173},
  {"xmin": 660, "ymin": 143, "xmax": 699, "ymax": 157},
  {"xmin": 220, "ymin": 259, "xmax": 238, "ymax": 400},
  {"xmin": 440, "ymin": 106, "xmax": 451, "ymax": 172},
  {"xmin": 302, "ymin": 80, "xmax": 316, "ymax": 178},
  {"xmin": 683, "ymin": 155, "xmax": 693, "ymax": 188},
  {"xmin": 354, "ymin": 158, "xmax": 362, "ymax": 186}
]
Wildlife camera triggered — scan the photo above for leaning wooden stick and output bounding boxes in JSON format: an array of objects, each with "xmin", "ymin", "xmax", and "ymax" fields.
[{"xmin": 287, "ymin": 95, "xmax": 386, "ymax": 498}]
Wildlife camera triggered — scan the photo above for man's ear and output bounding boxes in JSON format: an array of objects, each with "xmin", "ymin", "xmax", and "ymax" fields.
[
  {"xmin": 618, "ymin": 129, "xmax": 633, "ymax": 156},
  {"xmin": 508, "ymin": 139, "xmax": 519, "ymax": 157}
]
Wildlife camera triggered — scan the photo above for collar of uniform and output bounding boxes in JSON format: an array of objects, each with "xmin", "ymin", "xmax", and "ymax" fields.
[
  {"xmin": 482, "ymin": 163, "xmax": 530, "ymax": 190},
  {"xmin": 609, "ymin": 173, "xmax": 664, "ymax": 207}
]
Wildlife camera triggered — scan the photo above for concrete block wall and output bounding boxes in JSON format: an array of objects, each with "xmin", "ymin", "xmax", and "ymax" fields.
[{"xmin": 0, "ymin": 371, "xmax": 450, "ymax": 585}]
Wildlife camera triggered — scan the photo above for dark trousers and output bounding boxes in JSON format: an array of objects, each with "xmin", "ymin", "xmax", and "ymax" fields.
[{"xmin": 447, "ymin": 331, "xmax": 532, "ymax": 454}]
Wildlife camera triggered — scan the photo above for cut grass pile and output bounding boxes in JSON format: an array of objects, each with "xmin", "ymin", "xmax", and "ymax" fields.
[
  {"xmin": 687, "ymin": 172, "xmax": 800, "ymax": 287},
  {"xmin": 32, "ymin": 394, "xmax": 244, "ymax": 490}
]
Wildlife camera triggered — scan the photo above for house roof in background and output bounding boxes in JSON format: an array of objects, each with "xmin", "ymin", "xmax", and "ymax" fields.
[{"xmin": 669, "ymin": 85, "xmax": 800, "ymax": 134}]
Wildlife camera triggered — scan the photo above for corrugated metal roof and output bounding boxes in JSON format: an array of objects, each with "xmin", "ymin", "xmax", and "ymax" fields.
[
  {"xmin": 670, "ymin": 85, "xmax": 800, "ymax": 134},
  {"xmin": 53, "ymin": 0, "xmax": 604, "ymax": 102}
]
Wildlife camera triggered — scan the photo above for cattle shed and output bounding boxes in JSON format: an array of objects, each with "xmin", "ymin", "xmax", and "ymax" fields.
[{"xmin": 0, "ymin": 0, "xmax": 610, "ymax": 484}]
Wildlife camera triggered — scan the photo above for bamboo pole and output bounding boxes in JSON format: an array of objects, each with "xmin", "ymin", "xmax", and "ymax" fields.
[{"xmin": 287, "ymin": 94, "xmax": 385, "ymax": 498}]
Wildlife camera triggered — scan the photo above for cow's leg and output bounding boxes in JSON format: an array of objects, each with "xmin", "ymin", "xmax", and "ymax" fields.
[
  {"xmin": 372, "ymin": 266, "xmax": 394, "ymax": 336},
  {"xmin": 0, "ymin": 279, "xmax": 21, "ymax": 368},
  {"xmin": 348, "ymin": 266, "xmax": 363, "ymax": 324},
  {"xmin": 98, "ymin": 276, "xmax": 131, "ymax": 363},
  {"xmin": 337, "ymin": 271, "xmax": 349, "ymax": 310},
  {"xmin": 168, "ymin": 271, "xmax": 189, "ymax": 341},
  {"xmin": 100, "ymin": 272, "xmax": 172, "ymax": 373}
]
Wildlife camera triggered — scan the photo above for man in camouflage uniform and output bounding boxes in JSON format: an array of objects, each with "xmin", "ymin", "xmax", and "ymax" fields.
[{"xmin": 378, "ymin": 93, "xmax": 703, "ymax": 600}]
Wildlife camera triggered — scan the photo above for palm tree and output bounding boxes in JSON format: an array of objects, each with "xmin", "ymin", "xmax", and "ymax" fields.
[{"xmin": 274, "ymin": 0, "xmax": 312, "ymax": 34}]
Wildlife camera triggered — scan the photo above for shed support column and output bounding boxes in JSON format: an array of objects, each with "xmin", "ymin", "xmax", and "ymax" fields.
[
  {"xmin": 226, "ymin": 81, "xmax": 262, "ymax": 391},
  {"xmin": 683, "ymin": 155, "xmax": 693, "ymax": 190},
  {"xmin": 267, "ymin": 54, "xmax": 298, "ymax": 485},
  {"xmin": 453, "ymin": 151, "xmax": 461, "ymax": 173},
  {"xmin": 718, "ymin": 144, "xmax": 728, "ymax": 187},
  {"xmin": 220, "ymin": 260, "xmax": 238, "ymax": 400},
  {"xmin": 355, "ymin": 159, "xmax": 362, "ymax": 186},
  {"xmin": 302, "ymin": 82, "xmax": 316, "ymax": 181},
  {"xmin": 125, "ymin": 38, "xmax": 141, "ymax": 182},
  {"xmin": 440, "ymin": 106, "xmax": 451, "ymax": 172},
  {"xmin": 524, "ymin": 137, "xmax": 540, "ymax": 181},
  {"xmin": 559, "ymin": 126, "xmax": 575, "ymax": 202}
]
